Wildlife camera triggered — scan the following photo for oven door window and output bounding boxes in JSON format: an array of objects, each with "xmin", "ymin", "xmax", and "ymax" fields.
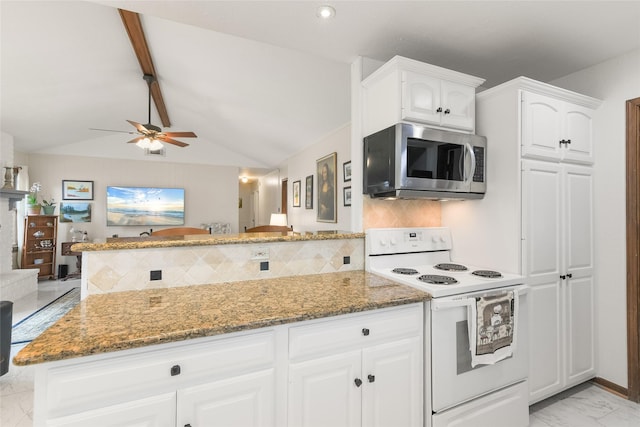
[{"xmin": 406, "ymin": 138, "xmax": 464, "ymax": 181}]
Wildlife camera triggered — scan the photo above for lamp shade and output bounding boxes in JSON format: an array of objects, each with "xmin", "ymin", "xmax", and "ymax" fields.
[{"xmin": 270, "ymin": 213, "xmax": 287, "ymax": 226}]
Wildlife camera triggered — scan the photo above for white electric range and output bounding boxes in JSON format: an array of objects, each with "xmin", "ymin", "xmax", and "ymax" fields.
[{"xmin": 366, "ymin": 227, "xmax": 530, "ymax": 427}]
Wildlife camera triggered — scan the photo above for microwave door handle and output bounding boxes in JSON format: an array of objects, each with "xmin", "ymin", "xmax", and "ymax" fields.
[{"xmin": 465, "ymin": 143, "xmax": 476, "ymax": 186}]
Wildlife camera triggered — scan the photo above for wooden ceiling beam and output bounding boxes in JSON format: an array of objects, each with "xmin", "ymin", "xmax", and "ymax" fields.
[{"xmin": 118, "ymin": 9, "xmax": 171, "ymax": 127}]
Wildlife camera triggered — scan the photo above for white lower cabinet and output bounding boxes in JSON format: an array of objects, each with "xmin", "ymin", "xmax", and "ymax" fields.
[
  {"xmin": 177, "ymin": 369, "xmax": 276, "ymax": 427},
  {"xmin": 35, "ymin": 304, "xmax": 424, "ymax": 427},
  {"xmin": 47, "ymin": 393, "xmax": 177, "ymax": 427},
  {"xmin": 288, "ymin": 304, "xmax": 424, "ymax": 427}
]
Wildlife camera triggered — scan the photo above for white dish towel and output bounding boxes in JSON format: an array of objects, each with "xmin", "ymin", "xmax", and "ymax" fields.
[{"xmin": 467, "ymin": 290, "xmax": 519, "ymax": 367}]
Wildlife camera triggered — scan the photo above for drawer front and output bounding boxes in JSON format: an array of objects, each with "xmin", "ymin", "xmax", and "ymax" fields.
[
  {"xmin": 46, "ymin": 330, "xmax": 275, "ymax": 418},
  {"xmin": 289, "ymin": 304, "xmax": 422, "ymax": 360}
]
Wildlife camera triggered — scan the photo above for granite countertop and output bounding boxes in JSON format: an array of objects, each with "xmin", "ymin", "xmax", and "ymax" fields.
[
  {"xmin": 72, "ymin": 230, "xmax": 364, "ymax": 252},
  {"xmin": 13, "ymin": 271, "xmax": 429, "ymax": 366}
]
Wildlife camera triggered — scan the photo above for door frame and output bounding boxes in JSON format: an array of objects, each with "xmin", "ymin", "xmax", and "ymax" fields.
[{"xmin": 626, "ymin": 96, "xmax": 640, "ymax": 403}]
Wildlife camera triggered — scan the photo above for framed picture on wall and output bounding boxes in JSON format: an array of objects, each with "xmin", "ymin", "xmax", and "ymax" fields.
[
  {"xmin": 62, "ymin": 180, "xmax": 93, "ymax": 200},
  {"xmin": 343, "ymin": 161, "xmax": 352, "ymax": 182},
  {"xmin": 317, "ymin": 152, "xmax": 337, "ymax": 223},
  {"xmin": 305, "ymin": 175, "xmax": 313, "ymax": 209},
  {"xmin": 59, "ymin": 202, "xmax": 92, "ymax": 223},
  {"xmin": 293, "ymin": 180, "xmax": 301, "ymax": 207},
  {"xmin": 343, "ymin": 187, "xmax": 352, "ymax": 207}
]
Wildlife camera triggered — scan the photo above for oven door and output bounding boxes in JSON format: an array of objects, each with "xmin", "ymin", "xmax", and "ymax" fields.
[{"xmin": 430, "ymin": 285, "xmax": 529, "ymax": 413}]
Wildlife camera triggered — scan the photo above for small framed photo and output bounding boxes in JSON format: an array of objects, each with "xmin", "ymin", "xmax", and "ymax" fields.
[
  {"xmin": 292, "ymin": 180, "xmax": 301, "ymax": 207},
  {"xmin": 343, "ymin": 161, "xmax": 352, "ymax": 182},
  {"xmin": 305, "ymin": 175, "xmax": 313, "ymax": 209},
  {"xmin": 62, "ymin": 180, "xmax": 93, "ymax": 200},
  {"xmin": 59, "ymin": 202, "xmax": 92, "ymax": 223},
  {"xmin": 343, "ymin": 186, "xmax": 352, "ymax": 207}
]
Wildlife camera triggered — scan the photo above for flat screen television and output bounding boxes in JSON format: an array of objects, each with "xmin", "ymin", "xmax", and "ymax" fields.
[{"xmin": 106, "ymin": 186, "xmax": 185, "ymax": 226}]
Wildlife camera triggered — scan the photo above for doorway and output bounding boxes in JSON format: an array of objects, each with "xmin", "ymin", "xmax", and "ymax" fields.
[{"xmin": 626, "ymin": 96, "xmax": 640, "ymax": 403}]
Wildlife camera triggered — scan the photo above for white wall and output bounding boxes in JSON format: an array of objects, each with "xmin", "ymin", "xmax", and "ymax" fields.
[
  {"xmin": 552, "ymin": 48, "xmax": 640, "ymax": 388},
  {"xmin": 24, "ymin": 153, "xmax": 239, "ymax": 272},
  {"xmin": 285, "ymin": 124, "xmax": 351, "ymax": 232}
]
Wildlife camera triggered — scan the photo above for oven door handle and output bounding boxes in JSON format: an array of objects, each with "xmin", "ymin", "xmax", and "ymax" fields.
[{"xmin": 431, "ymin": 298, "xmax": 473, "ymax": 311}]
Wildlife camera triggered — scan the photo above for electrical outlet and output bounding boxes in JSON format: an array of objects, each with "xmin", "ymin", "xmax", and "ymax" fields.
[
  {"xmin": 251, "ymin": 247, "xmax": 269, "ymax": 260},
  {"xmin": 150, "ymin": 270, "xmax": 162, "ymax": 281}
]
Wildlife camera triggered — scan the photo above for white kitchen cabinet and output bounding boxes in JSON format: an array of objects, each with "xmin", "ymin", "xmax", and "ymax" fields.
[
  {"xmin": 441, "ymin": 76, "xmax": 600, "ymax": 405},
  {"xmin": 36, "ymin": 330, "xmax": 278, "ymax": 426},
  {"xmin": 177, "ymin": 369, "xmax": 276, "ymax": 427},
  {"xmin": 522, "ymin": 91, "xmax": 595, "ymax": 164},
  {"xmin": 288, "ymin": 304, "xmax": 423, "ymax": 427},
  {"xmin": 523, "ymin": 160, "xmax": 595, "ymax": 402},
  {"xmin": 46, "ymin": 393, "xmax": 177, "ymax": 427},
  {"xmin": 362, "ymin": 56, "xmax": 484, "ymax": 136}
]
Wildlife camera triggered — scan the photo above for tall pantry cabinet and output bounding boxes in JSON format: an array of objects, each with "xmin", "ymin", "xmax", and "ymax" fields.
[{"xmin": 442, "ymin": 77, "xmax": 601, "ymax": 404}]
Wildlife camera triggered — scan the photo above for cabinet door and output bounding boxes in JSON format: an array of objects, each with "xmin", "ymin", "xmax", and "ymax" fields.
[
  {"xmin": 177, "ymin": 369, "xmax": 275, "ymax": 427},
  {"xmin": 402, "ymin": 71, "xmax": 441, "ymax": 125},
  {"xmin": 522, "ymin": 161, "xmax": 563, "ymax": 279},
  {"xmin": 563, "ymin": 104, "xmax": 594, "ymax": 164},
  {"xmin": 440, "ymin": 80, "xmax": 475, "ymax": 131},
  {"xmin": 564, "ymin": 165, "xmax": 594, "ymax": 275},
  {"xmin": 528, "ymin": 278, "xmax": 563, "ymax": 403},
  {"xmin": 47, "ymin": 392, "xmax": 176, "ymax": 427},
  {"xmin": 289, "ymin": 351, "xmax": 362, "ymax": 427},
  {"xmin": 565, "ymin": 275, "xmax": 595, "ymax": 386},
  {"xmin": 362, "ymin": 337, "xmax": 422, "ymax": 427},
  {"xmin": 521, "ymin": 91, "xmax": 563, "ymax": 161}
]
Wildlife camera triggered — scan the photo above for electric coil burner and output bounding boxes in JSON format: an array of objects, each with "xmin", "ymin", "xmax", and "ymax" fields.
[
  {"xmin": 392, "ymin": 268, "xmax": 419, "ymax": 275},
  {"xmin": 472, "ymin": 270, "xmax": 503, "ymax": 278},
  {"xmin": 418, "ymin": 274, "xmax": 458, "ymax": 285},
  {"xmin": 434, "ymin": 263, "xmax": 468, "ymax": 272}
]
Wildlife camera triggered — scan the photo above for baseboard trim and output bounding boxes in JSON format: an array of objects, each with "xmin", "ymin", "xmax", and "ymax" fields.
[{"xmin": 592, "ymin": 377, "xmax": 629, "ymax": 399}]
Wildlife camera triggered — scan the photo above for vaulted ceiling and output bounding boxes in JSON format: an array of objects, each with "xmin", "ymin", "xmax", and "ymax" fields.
[{"xmin": 2, "ymin": 1, "xmax": 639, "ymax": 179}]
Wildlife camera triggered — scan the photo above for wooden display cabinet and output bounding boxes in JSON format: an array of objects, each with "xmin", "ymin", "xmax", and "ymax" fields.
[{"xmin": 22, "ymin": 215, "xmax": 58, "ymax": 280}]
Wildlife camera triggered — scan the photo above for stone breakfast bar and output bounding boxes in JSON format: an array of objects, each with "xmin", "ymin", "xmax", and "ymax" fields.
[{"xmin": 14, "ymin": 231, "xmax": 431, "ymax": 426}]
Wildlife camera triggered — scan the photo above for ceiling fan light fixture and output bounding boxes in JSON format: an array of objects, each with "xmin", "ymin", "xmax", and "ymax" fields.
[
  {"xmin": 316, "ymin": 5, "xmax": 336, "ymax": 19},
  {"xmin": 148, "ymin": 139, "xmax": 164, "ymax": 151},
  {"xmin": 136, "ymin": 137, "xmax": 152, "ymax": 149}
]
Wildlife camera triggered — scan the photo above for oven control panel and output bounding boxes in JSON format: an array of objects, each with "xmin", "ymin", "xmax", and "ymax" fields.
[{"xmin": 366, "ymin": 227, "xmax": 452, "ymax": 255}]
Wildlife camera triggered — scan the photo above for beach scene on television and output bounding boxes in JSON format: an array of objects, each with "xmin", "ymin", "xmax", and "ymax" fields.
[{"xmin": 106, "ymin": 186, "xmax": 185, "ymax": 226}]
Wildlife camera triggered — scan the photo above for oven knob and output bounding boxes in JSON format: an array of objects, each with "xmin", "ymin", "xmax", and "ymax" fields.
[
  {"xmin": 379, "ymin": 239, "xmax": 388, "ymax": 246},
  {"xmin": 431, "ymin": 236, "xmax": 438, "ymax": 243},
  {"xmin": 390, "ymin": 238, "xmax": 397, "ymax": 246}
]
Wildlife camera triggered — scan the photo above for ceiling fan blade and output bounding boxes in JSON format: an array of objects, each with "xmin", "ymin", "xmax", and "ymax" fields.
[
  {"xmin": 126, "ymin": 136, "xmax": 146, "ymax": 144},
  {"xmin": 162, "ymin": 131, "xmax": 197, "ymax": 138},
  {"xmin": 126, "ymin": 120, "xmax": 150, "ymax": 133},
  {"xmin": 157, "ymin": 136, "xmax": 189, "ymax": 147},
  {"xmin": 90, "ymin": 128, "xmax": 137, "ymax": 134}
]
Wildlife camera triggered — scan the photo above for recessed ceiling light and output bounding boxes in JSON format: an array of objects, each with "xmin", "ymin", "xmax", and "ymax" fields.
[{"xmin": 316, "ymin": 5, "xmax": 336, "ymax": 19}]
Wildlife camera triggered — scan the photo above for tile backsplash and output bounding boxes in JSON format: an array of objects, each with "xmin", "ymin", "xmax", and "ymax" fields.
[
  {"xmin": 363, "ymin": 197, "xmax": 441, "ymax": 229},
  {"xmin": 85, "ymin": 238, "xmax": 364, "ymax": 294}
]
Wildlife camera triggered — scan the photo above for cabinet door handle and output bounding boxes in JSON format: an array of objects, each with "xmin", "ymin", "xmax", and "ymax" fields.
[
  {"xmin": 170, "ymin": 365, "xmax": 181, "ymax": 376},
  {"xmin": 436, "ymin": 107, "xmax": 443, "ymax": 113},
  {"xmin": 444, "ymin": 108, "xmax": 450, "ymax": 114},
  {"xmin": 362, "ymin": 328, "xmax": 370, "ymax": 336},
  {"xmin": 559, "ymin": 139, "xmax": 566, "ymax": 146},
  {"xmin": 567, "ymin": 273, "xmax": 573, "ymax": 278},
  {"xmin": 185, "ymin": 424, "xmax": 192, "ymax": 427},
  {"xmin": 354, "ymin": 378, "xmax": 363, "ymax": 387},
  {"xmin": 566, "ymin": 139, "xmax": 571, "ymax": 145},
  {"xmin": 368, "ymin": 374, "xmax": 376, "ymax": 383},
  {"xmin": 560, "ymin": 275, "xmax": 566, "ymax": 280}
]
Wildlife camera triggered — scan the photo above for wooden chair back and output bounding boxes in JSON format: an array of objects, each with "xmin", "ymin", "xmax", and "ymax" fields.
[
  {"xmin": 244, "ymin": 225, "xmax": 293, "ymax": 233},
  {"xmin": 150, "ymin": 227, "xmax": 211, "ymax": 236}
]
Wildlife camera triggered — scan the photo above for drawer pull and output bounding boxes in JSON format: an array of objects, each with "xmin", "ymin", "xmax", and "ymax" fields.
[
  {"xmin": 185, "ymin": 424, "xmax": 192, "ymax": 427},
  {"xmin": 362, "ymin": 328, "xmax": 370, "ymax": 336},
  {"xmin": 368, "ymin": 374, "xmax": 375, "ymax": 383},
  {"xmin": 171, "ymin": 365, "xmax": 181, "ymax": 376},
  {"xmin": 354, "ymin": 378, "xmax": 363, "ymax": 387}
]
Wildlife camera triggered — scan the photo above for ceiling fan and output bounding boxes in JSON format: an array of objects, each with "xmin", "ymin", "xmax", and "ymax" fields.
[{"xmin": 91, "ymin": 74, "xmax": 197, "ymax": 149}]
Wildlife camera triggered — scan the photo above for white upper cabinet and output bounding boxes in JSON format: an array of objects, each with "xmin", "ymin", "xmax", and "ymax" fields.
[
  {"xmin": 522, "ymin": 91, "xmax": 595, "ymax": 164},
  {"xmin": 362, "ymin": 56, "xmax": 484, "ymax": 136}
]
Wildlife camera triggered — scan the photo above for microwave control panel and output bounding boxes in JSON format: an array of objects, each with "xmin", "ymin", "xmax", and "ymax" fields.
[{"xmin": 473, "ymin": 146, "xmax": 485, "ymax": 182}]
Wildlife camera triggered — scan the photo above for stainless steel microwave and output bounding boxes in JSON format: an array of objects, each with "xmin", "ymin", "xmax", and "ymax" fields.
[{"xmin": 363, "ymin": 123, "xmax": 487, "ymax": 199}]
